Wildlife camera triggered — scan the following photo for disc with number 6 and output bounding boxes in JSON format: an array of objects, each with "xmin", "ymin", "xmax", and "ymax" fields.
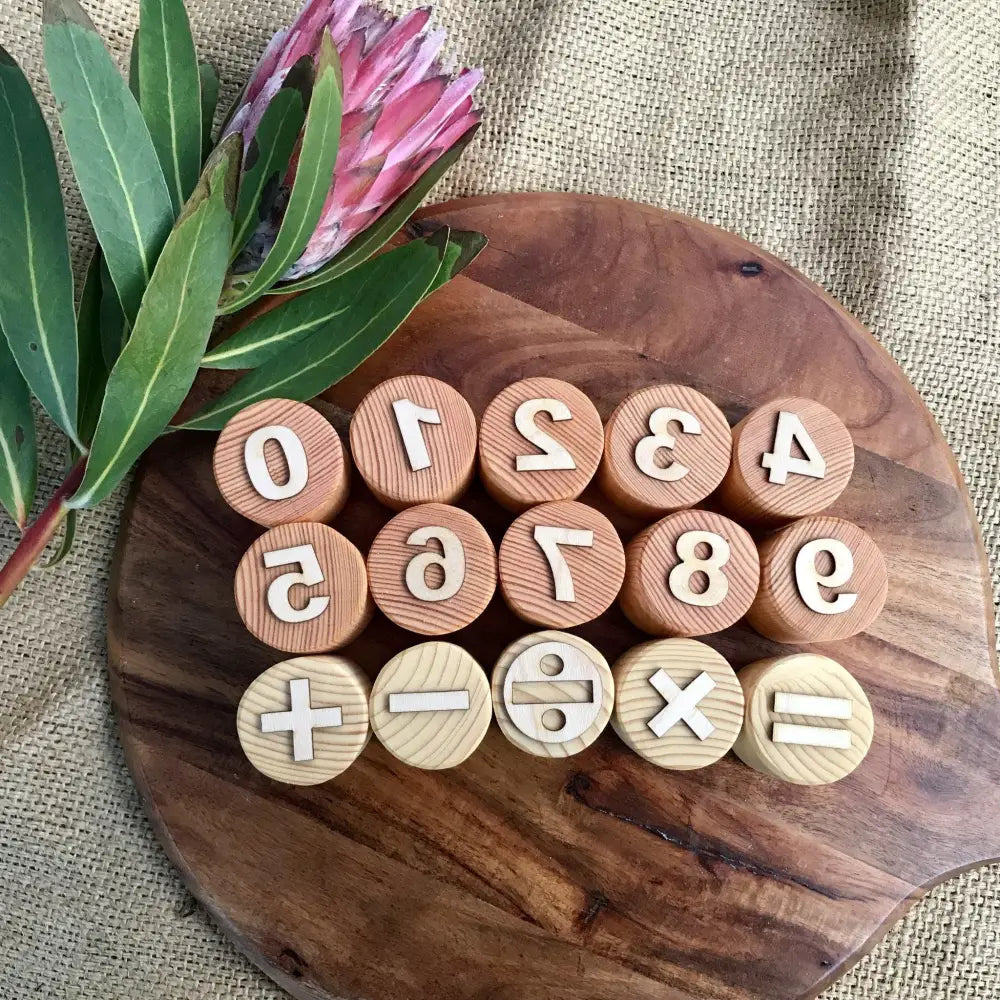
[
  {"xmin": 367, "ymin": 503, "xmax": 497, "ymax": 635},
  {"xmin": 620, "ymin": 509, "xmax": 760, "ymax": 637},
  {"xmin": 746, "ymin": 516, "xmax": 888, "ymax": 643}
]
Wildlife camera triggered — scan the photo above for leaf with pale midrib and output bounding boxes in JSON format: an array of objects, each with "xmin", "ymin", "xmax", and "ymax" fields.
[
  {"xmin": 0, "ymin": 325, "xmax": 36, "ymax": 529},
  {"xmin": 68, "ymin": 135, "xmax": 241, "ymax": 510},
  {"xmin": 199, "ymin": 62, "xmax": 220, "ymax": 156}
]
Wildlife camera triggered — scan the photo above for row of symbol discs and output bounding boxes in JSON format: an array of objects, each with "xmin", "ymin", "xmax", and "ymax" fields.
[{"xmin": 215, "ymin": 376, "xmax": 887, "ymax": 787}]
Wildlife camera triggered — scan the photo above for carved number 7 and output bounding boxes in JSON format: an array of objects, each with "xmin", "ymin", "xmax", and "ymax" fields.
[{"xmin": 533, "ymin": 525, "xmax": 594, "ymax": 603}]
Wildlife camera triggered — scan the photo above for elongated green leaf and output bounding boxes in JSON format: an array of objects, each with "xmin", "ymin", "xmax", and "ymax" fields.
[
  {"xmin": 273, "ymin": 123, "xmax": 480, "ymax": 295},
  {"xmin": 419, "ymin": 226, "xmax": 487, "ymax": 295},
  {"xmin": 0, "ymin": 45, "xmax": 81, "ymax": 449},
  {"xmin": 219, "ymin": 32, "xmax": 342, "ymax": 314},
  {"xmin": 99, "ymin": 257, "xmax": 129, "ymax": 369},
  {"xmin": 76, "ymin": 253, "xmax": 108, "ymax": 444},
  {"xmin": 44, "ymin": 0, "xmax": 174, "ymax": 326},
  {"xmin": 68, "ymin": 135, "xmax": 241, "ymax": 510},
  {"xmin": 139, "ymin": 0, "xmax": 202, "ymax": 212},
  {"xmin": 180, "ymin": 238, "xmax": 445, "ymax": 431},
  {"xmin": 199, "ymin": 61, "xmax": 220, "ymax": 156},
  {"xmin": 38, "ymin": 507, "xmax": 77, "ymax": 569},
  {"xmin": 0, "ymin": 324, "xmax": 37, "ymax": 528},
  {"xmin": 231, "ymin": 61, "xmax": 311, "ymax": 263},
  {"xmin": 128, "ymin": 30, "xmax": 139, "ymax": 98}
]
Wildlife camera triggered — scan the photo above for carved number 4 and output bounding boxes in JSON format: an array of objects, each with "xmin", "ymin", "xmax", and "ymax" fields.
[
  {"xmin": 393, "ymin": 398, "xmax": 442, "ymax": 471},
  {"xmin": 533, "ymin": 525, "xmax": 594, "ymax": 602},
  {"xmin": 761, "ymin": 411, "xmax": 826, "ymax": 485}
]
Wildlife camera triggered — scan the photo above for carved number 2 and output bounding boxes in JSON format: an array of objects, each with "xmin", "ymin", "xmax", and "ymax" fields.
[
  {"xmin": 393, "ymin": 398, "xmax": 442, "ymax": 471},
  {"xmin": 761, "ymin": 411, "xmax": 826, "ymax": 485},
  {"xmin": 514, "ymin": 398, "xmax": 577, "ymax": 471},
  {"xmin": 533, "ymin": 525, "xmax": 594, "ymax": 602}
]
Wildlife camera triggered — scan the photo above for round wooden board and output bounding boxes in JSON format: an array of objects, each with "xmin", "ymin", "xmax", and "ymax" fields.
[{"xmin": 109, "ymin": 193, "xmax": 1000, "ymax": 1000}]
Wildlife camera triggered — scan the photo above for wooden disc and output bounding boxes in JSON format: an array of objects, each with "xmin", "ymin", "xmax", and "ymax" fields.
[
  {"xmin": 212, "ymin": 398, "xmax": 349, "ymax": 527},
  {"xmin": 599, "ymin": 384, "xmax": 732, "ymax": 518},
  {"xmin": 716, "ymin": 396, "xmax": 855, "ymax": 525},
  {"xmin": 369, "ymin": 641, "xmax": 492, "ymax": 769},
  {"xmin": 611, "ymin": 639, "xmax": 744, "ymax": 770},
  {"xmin": 367, "ymin": 503, "xmax": 497, "ymax": 635},
  {"xmin": 498, "ymin": 499, "xmax": 626, "ymax": 628},
  {"xmin": 111, "ymin": 194, "xmax": 1000, "ymax": 1000},
  {"xmin": 234, "ymin": 521, "xmax": 372, "ymax": 654},
  {"xmin": 732, "ymin": 654, "xmax": 875, "ymax": 785},
  {"xmin": 479, "ymin": 377, "xmax": 604, "ymax": 510},
  {"xmin": 491, "ymin": 630, "xmax": 614, "ymax": 757},
  {"xmin": 349, "ymin": 374, "xmax": 477, "ymax": 510},
  {"xmin": 746, "ymin": 515, "xmax": 889, "ymax": 643},
  {"xmin": 620, "ymin": 509, "xmax": 760, "ymax": 637},
  {"xmin": 236, "ymin": 656, "xmax": 371, "ymax": 785}
]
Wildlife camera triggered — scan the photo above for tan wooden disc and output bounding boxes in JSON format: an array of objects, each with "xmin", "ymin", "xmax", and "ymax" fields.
[
  {"xmin": 599, "ymin": 384, "xmax": 732, "ymax": 518},
  {"xmin": 367, "ymin": 503, "xmax": 497, "ymax": 635},
  {"xmin": 732, "ymin": 653, "xmax": 875, "ymax": 785},
  {"xmin": 716, "ymin": 396, "xmax": 855, "ymax": 525},
  {"xmin": 349, "ymin": 374, "xmax": 477, "ymax": 510},
  {"xmin": 369, "ymin": 641, "xmax": 492, "ymax": 769},
  {"xmin": 478, "ymin": 377, "xmax": 604, "ymax": 511},
  {"xmin": 620, "ymin": 509, "xmax": 760, "ymax": 637},
  {"xmin": 234, "ymin": 521, "xmax": 372, "ymax": 654},
  {"xmin": 491, "ymin": 630, "xmax": 614, "ymax": 757},
  {"xmin": 746, "ymin": 515, "xmax": 889, "ymax": 643},
  {"xmin": 212, "ymin": 398, "xmax": 349, "ymax": 527},
  {"xmin": 611, "ymin": 639, "xmax": 744, "ymax": 770},
  {"xmin": 498, "ymin": 499, "xmax": 626, "ymax": 628},
  {"xmin": 236, "ymin": 655, "xmax": 371, "ymax": 785}
]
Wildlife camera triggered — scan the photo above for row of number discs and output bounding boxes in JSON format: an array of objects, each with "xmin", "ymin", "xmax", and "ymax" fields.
[{"xmin": 238, "ymin": 635, "xmax": 874, "ymax": 786}]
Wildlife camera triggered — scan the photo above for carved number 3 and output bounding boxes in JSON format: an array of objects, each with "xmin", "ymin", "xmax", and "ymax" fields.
[
  {"xmin": 244, "ymin": 425, "xmax": 309, "ymax": 500},
  {"xmin": 405, "ymin": 526, "xmax": 466, "ymax": 602},
  {"xmin": 634, "ymin": 406, "xmax": 702, "ymax": 481},
  {"xmin": 263, "ymin": 544, "xmax": 330, "ymax": 623},
  {"xmin": 514, "ymin": 398, "xmax": 577, "ymax": 471},
  {"xmin": 393, "ymin": 398, "xmax": 442, "ymax": 471},
  {"xmin": 761, "ymin": 411, "xmax": 826, "ymax": 485},
  {"xmin": 668, "ymin": 530, "xmax": 731, "ymax": 607}
]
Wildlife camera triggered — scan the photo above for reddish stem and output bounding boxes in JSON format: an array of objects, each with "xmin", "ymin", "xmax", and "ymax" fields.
[{"xmin": 0, "ymin": 457, "xmax": 87, "ymax": 607}]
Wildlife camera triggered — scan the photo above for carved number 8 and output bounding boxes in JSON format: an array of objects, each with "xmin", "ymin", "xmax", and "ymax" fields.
[{"xmin": 667, "ymin": 530, "xmax": 731, "ymax": 608}]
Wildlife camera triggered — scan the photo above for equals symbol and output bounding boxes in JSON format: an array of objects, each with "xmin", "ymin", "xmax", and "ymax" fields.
[{"xmin": 772, "ymin": 692, "xmax": 852, "ymax": 749}]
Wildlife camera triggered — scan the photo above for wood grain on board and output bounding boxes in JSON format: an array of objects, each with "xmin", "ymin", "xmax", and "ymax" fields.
[{"xmin": 109, "ymin": 194, "xmax": 1000, "ymax": 1000}]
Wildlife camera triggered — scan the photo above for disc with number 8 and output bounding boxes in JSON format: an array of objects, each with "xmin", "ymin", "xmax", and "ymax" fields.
[{"xmin": 620, "ymin": 509, "xmax": 760, "ymax": 637}]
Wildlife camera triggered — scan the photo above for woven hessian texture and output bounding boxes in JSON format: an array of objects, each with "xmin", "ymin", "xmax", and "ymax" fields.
[{"xmin": 1, "ymin": 0, "xmax": 998, "ymax": 997}]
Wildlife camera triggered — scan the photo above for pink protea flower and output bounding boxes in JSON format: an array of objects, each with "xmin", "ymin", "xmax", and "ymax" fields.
[{"xmin": 226, "ymin": 0, "xmax": 482, "ymax": 281}]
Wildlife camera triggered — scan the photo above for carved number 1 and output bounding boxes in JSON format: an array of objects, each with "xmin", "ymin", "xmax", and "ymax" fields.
[{"xmin": 392, "ymin": 398, "xmax": 442, "ymax": 471}]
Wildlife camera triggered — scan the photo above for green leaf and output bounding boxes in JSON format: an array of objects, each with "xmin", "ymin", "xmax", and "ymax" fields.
[
  {"xmin": 128, "ymin": 29, "xmax": 140, "ymax": 99},
  {"xmin": 138, "ymin": 0, "xmax": 203, "ymax": 213},
  {"xmin": 219, "ymin": 31, "xmax": 342, "ymax": 314},
  {"xmin": 76, "ymin": 253, "xmax": 108, "ymax": 444},
  {"xmin": 0, "ymin": 44, "xmax": 82, "ymax": 449},
  {"xmin": 230, "ymin": 59, "xmax": 311, "ymax": 263},
  {"xmin": 43, "ymin": 0, "xmax": 175, "ymax": 327},
  {"xmin": 68, "ymin": 134, "xmax": 241, "ymax": 510},
  {"xmin": 419, "ymin": 226, "xmax": 487, "ymax": 295},
  {"xmin": 38, "ymin": 507, "xmax": 77, "ymax": 569},
  {"xmin": 273, "ymin": 123, "xmax": 480, "ymax": 295},
  {"xmin": 99, "ymin": 257, "xmax": 129, "ymax": 369},
  {"xmin": 199, "ymin": 61, "xmax": 220, "ymax": 156},
  {"xmin": 179, "ymin": 237, "xmax": 446, "ymax": 431},
  {"xmin": 0, "ymin": 323, "xmax": 37, "ymax": 528}
]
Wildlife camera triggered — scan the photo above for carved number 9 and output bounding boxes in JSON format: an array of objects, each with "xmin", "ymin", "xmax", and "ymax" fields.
[
  {"xmin": 634, "ymin": 406, "xmax": 701, "ymax": 481},
  {"xmin": 514, "ymin": 398, "xmax": 577, "ymax": 471},
  {"xmin": 668, "ymin": 530, "xmax": 731, "ymax": 607},
  {"xmin": 244, "ymin": 424, "xmax": 309, "ymax": 500},
  {"xmin": 794, "ymin": 538, "xmax": 858, "ymax": 615},
  {"xmin": 263, "ymin": 544, "xmax": 330, "ymax": 623},
  {"xmin": 404, "ymin": 526, "xmax": 466, "ymax": 602}
]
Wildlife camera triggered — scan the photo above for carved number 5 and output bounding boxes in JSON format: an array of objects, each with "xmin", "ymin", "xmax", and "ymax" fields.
[
  {"xmin": 634, "ymin": 406, "xmax": 702, "ymax": 482},
  {"xmin": 263, "ymin": 544, "xmax": 330, "ymax": 623},
  {"xmin": 514, "ymin": 398, "xmax": 577, "ymax": 471},
  {"xmin": 405, "ymin": 526, "xmax": 466, "ymax": 602},
  {"xmin": 392, "ymin": 398, "xmax": 442, "ymax": 471},
  {"xmin": 762, "ymin": 411, "xmax": 826, "ymax": 484},
  {"xmin": 533, "ymin": 525, "xmax": 594, "ymax": 602}
]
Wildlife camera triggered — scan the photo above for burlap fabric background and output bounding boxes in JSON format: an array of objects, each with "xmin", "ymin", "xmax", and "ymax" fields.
[{"xmin": 1, "ymin": 0, "xmax": 997, "ymax": 996}]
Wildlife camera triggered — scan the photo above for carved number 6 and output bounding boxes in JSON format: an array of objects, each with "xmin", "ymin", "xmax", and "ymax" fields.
[
  {"xmin": 514, "ymin": 398, "xmax": 577, "ymax": 471},
  {"xmin": 263, "ymin": 544, "xmax": 330, "ymax": 623},
  {"xmin": 794, "ymin": 538, "xmax": 858, "ymax": 615},
  {"xmin": 667, "ymin": 530, "xmax": 731, "ymax": 607},
  {"xmin": 634, "ymin": 406, "xmax": 702, "ymax": 482},
  {"xmin": 404, "ymin": 526, "xmax": 466, "ymax": 602}
]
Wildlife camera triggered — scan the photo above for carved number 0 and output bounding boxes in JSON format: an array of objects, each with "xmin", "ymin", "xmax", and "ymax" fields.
[
  {"xmin": 761, "ymin": 411, "xmax": 826, "ymax": 485},
  {"xmin": 668, "ymin": 530, "xmax": 731, "ymax": 607},
  {"xmin": 404, "ymin": 526, "xmax": 466, "ymax": 602},
  {"xmin": 263, "ymin": 544, "xmax": 330, "ymax": 623},
  {"xmin": 514, "ymin": 398, "xmax": 577, "ymax": 471},
  {"xmin": 533, "ymin": 525, "xmax": 594, "ymax": 602},
  {"xmin": 244, "ymin": 424, "xmax": 309, "ymax": 500},
  {"xmin": 392, "ymin": 398, "xmax": 442, "ymax": 471},
  {"xmin": 634, "ymin": 406, "xmax": 702, "ymax": 481},
  {"xmin": 794, "ymin": 538, "xmax": 858, "ymax": 615}
]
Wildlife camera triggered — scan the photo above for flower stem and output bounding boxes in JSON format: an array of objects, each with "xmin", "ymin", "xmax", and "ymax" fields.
[{"xmin": 0, "ymin": 457, "xmax": 87, "ymax": 608}]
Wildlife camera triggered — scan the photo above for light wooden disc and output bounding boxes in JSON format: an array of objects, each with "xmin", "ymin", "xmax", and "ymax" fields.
[
  {"xmin": 599, "ymin": 384, "xmax": 732, "ymax": 518},
  {"xmin": 479, "ymin": 377, "xmax": 604, "ymax": 511},
  {"xmin": 349, "ymin": 374, "xmax": 477, "ymax": 510},
  {"xmin": 620, "ymin": 509, "xmax": 760, "ymax": 637},
  {"xmin": 732, "ymin": 653, "xmax": 874, "ymax": 785},
  {"xmin": 498, "ymin": 499, "xmax": 626, "ymax": 628},
  {"xmin": 491, "ymin": 630, "xmax": 614, "ymax": 758},
  {"xmin": 746, "ymin": 515, "xmax": 889, "ymax": 643},
  {"xmin": 234, "ymin": 521, "xmax": 372, "ymax": 654},
  {"xmin": 716, "ymin": 396, "xmax": 855, "ymax": 525},
  {"xmin": 369, "ymin": 641, "xmax": 492, "ymax": 769},
  {"xmin": 367, "ymin": 503, "xmax": 497, "ymax": 635},
  {"xmin": 236, "ymin": 656, "xmax": 371, "ymax": 785},
  {"xmin": 212, "ymin": 398, "xmax": 349, "ymax": 527},
  {"xmin": 611, "ymin": 639, "xmax": 744, "ymax": 770}
]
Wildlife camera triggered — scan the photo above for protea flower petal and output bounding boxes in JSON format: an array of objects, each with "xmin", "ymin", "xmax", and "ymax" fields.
[{"xmin": 228, "ymin": 0, "xmax": 482, "ymax": 282}]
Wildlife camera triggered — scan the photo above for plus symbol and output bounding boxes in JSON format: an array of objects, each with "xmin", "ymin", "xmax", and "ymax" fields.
[{"xmin": 260, "ymin": 678, "xmax": 343, "ymax": 761}]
